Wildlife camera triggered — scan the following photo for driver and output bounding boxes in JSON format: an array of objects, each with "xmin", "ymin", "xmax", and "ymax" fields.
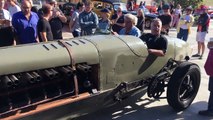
[{"xmin": 140, "ymin": 18, "xmax": 168, "ymax": 56}]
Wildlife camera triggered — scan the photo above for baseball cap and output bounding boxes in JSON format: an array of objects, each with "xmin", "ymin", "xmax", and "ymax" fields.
[{"xmin": 200, "ymin": 5, "xmax": 208, "ymax": 10}]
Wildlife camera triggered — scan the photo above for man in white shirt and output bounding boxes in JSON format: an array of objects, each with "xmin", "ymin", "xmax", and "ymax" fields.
[{"xmin": 7, "ymin": 0, "xmax": 21, "ymax": 17}]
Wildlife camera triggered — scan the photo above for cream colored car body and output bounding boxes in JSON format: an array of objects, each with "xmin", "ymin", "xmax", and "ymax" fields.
[{"xmin": 0, "ymin": 35, "xmax": 192, "ymax": 119}]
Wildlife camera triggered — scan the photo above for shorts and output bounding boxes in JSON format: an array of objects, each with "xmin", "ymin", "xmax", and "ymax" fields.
[{"xmin": 196, "ymin": 32, "xmax": 207, "ymax": 43}]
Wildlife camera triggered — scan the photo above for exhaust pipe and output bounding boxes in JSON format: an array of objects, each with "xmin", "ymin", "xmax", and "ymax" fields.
[
  {"xmin": 43, "ymin": 69, "xmax": 54, "ymax": 79},
  {"xmin": 1, "ymin": 76, "xmax": 13, "ymax": 89},
  {"xmin": 23, "ymin": 73, "xmax": 36, "ymax": 83},
  {"xmin": 66, "ymin": 66, "xmax": 76, "ymax": 74},
  {"xmin": 9, "ymin": 75, "xmax": 19, "ymax": 86},
  {"xmin": 82, "ymin": 64, "xmax": 92, "ymax": 72},
  {"xmin": 59, "ymin": 67, "xmax": 75, "ymax": 77},
  {"xmin": 76, "ymin": 64, "xmax": 92, "ymax": 73},
  {"xmin": 31, "ymin": 72, "xmax": 41, "ymax": 82},
  {"xmin": 50, "ymin": 69, "xmax": 59, "ymax": 78}
]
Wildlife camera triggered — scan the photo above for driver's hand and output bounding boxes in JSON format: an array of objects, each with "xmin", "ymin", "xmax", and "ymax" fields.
[
  {"xmin": 147, "ymin": 49, "xmax": 153, "ymax": 54},
  {"xmin": 111, "ymin": 31, "xmax": 118, "ymax": 35}
]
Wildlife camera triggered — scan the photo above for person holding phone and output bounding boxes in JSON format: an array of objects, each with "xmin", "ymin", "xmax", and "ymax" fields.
[{"xmin": 176, "ymin": 6, "xmax": 194, "ymax": 41}]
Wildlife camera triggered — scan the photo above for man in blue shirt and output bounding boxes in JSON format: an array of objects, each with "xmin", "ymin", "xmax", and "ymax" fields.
[
  {"xmin": 79, "ymin": 0, "xmax": 98, "ymax": 36},
  {"xmin": 12, "ymin": 0, "xmax": 39, "ymax": 44},
  {"xmin": 119, "ymin": 13, "xmax": 141, "ymax": 37}
]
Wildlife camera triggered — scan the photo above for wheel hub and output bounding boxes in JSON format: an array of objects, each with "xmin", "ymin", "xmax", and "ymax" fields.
[{"xmin": 179, "ymin": 75, "xmax": 194, "ymax": 100}]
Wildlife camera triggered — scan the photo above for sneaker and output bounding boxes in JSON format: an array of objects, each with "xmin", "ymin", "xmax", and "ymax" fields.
[
  {"xmin": 198, "ymin": 110, "xmax": 213, "ymax": 116},
  {"xmin": 199, "ymin": 55, "xmax": 203, "ymax": 59},
  {"xmin": 192, "ymin": 53, "xmax": 200, "ymax": 57}
]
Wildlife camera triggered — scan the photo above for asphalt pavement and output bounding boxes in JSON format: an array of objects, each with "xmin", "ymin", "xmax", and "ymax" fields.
[{"xmin": 61, "ymin": 20, "xmax": 213, "ymax": 120}]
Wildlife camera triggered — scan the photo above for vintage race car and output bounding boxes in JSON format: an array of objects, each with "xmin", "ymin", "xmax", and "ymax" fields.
[{"xmin": 0, "ymin": 35, "xmax": 200, "ymax": 119}]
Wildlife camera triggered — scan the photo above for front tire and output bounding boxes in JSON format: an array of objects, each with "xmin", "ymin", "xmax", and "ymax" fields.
[{"xmin": 167, "ymin": 62, "xmax": 200, "ymax": 111}]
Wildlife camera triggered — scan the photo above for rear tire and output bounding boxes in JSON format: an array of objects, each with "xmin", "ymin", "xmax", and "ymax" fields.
[{"xmin": 167, "ymin": 62, "xmax": 200, "ymax": 111}]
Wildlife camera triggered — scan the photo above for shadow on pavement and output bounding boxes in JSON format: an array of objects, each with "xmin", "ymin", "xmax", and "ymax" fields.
[{"xmin": 73, "ymin": 95, "xmax": 211, "ymax": 120}]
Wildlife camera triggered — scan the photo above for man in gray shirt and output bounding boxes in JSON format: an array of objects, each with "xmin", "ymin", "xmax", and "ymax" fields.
[
  {"xmin": 79, "ymin": 0, "xmax": 98, "ymax": 36},
  {"xmin": 69, "ymin": 2, "xmax": 84, "ymax": 37}
]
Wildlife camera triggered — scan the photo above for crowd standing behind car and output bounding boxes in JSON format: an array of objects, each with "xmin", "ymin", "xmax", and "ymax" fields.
[
  {"xmin": 0, "ymin": 0, "xmax": 211, "ymax": 51},
  {"xmin": 0, "ymin": 0, "xmax": 212, "ymax": 116}
]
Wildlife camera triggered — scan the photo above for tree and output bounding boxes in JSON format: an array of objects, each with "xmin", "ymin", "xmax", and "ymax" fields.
[
  {"xmin": 154, "ymin": 0, "xmax": 203, "ymax": 9},
  {"xmin": 175, "ymin": 0, "xmax": 203, "ymax": 9}
]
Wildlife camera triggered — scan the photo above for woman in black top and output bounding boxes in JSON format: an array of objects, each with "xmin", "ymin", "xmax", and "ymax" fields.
[{"xmin": 136, "ymin": 8, "xmax": 145, "ymax": 33}]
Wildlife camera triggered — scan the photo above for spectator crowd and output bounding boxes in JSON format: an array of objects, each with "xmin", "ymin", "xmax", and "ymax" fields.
[
  {"xmin": 0, "ymin": 0, "xmax": 67, "ymax": 46},
  {"xmin": 0, "ymin": 0, "xmax": 209, "ymax": 47},
  {"xmin": 0, "ymin": 0, "xmax": 210, "ymax": 48},
  {"xmin": 0, "ymin": 0, "xmax": 211, "ymax": 62}
]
